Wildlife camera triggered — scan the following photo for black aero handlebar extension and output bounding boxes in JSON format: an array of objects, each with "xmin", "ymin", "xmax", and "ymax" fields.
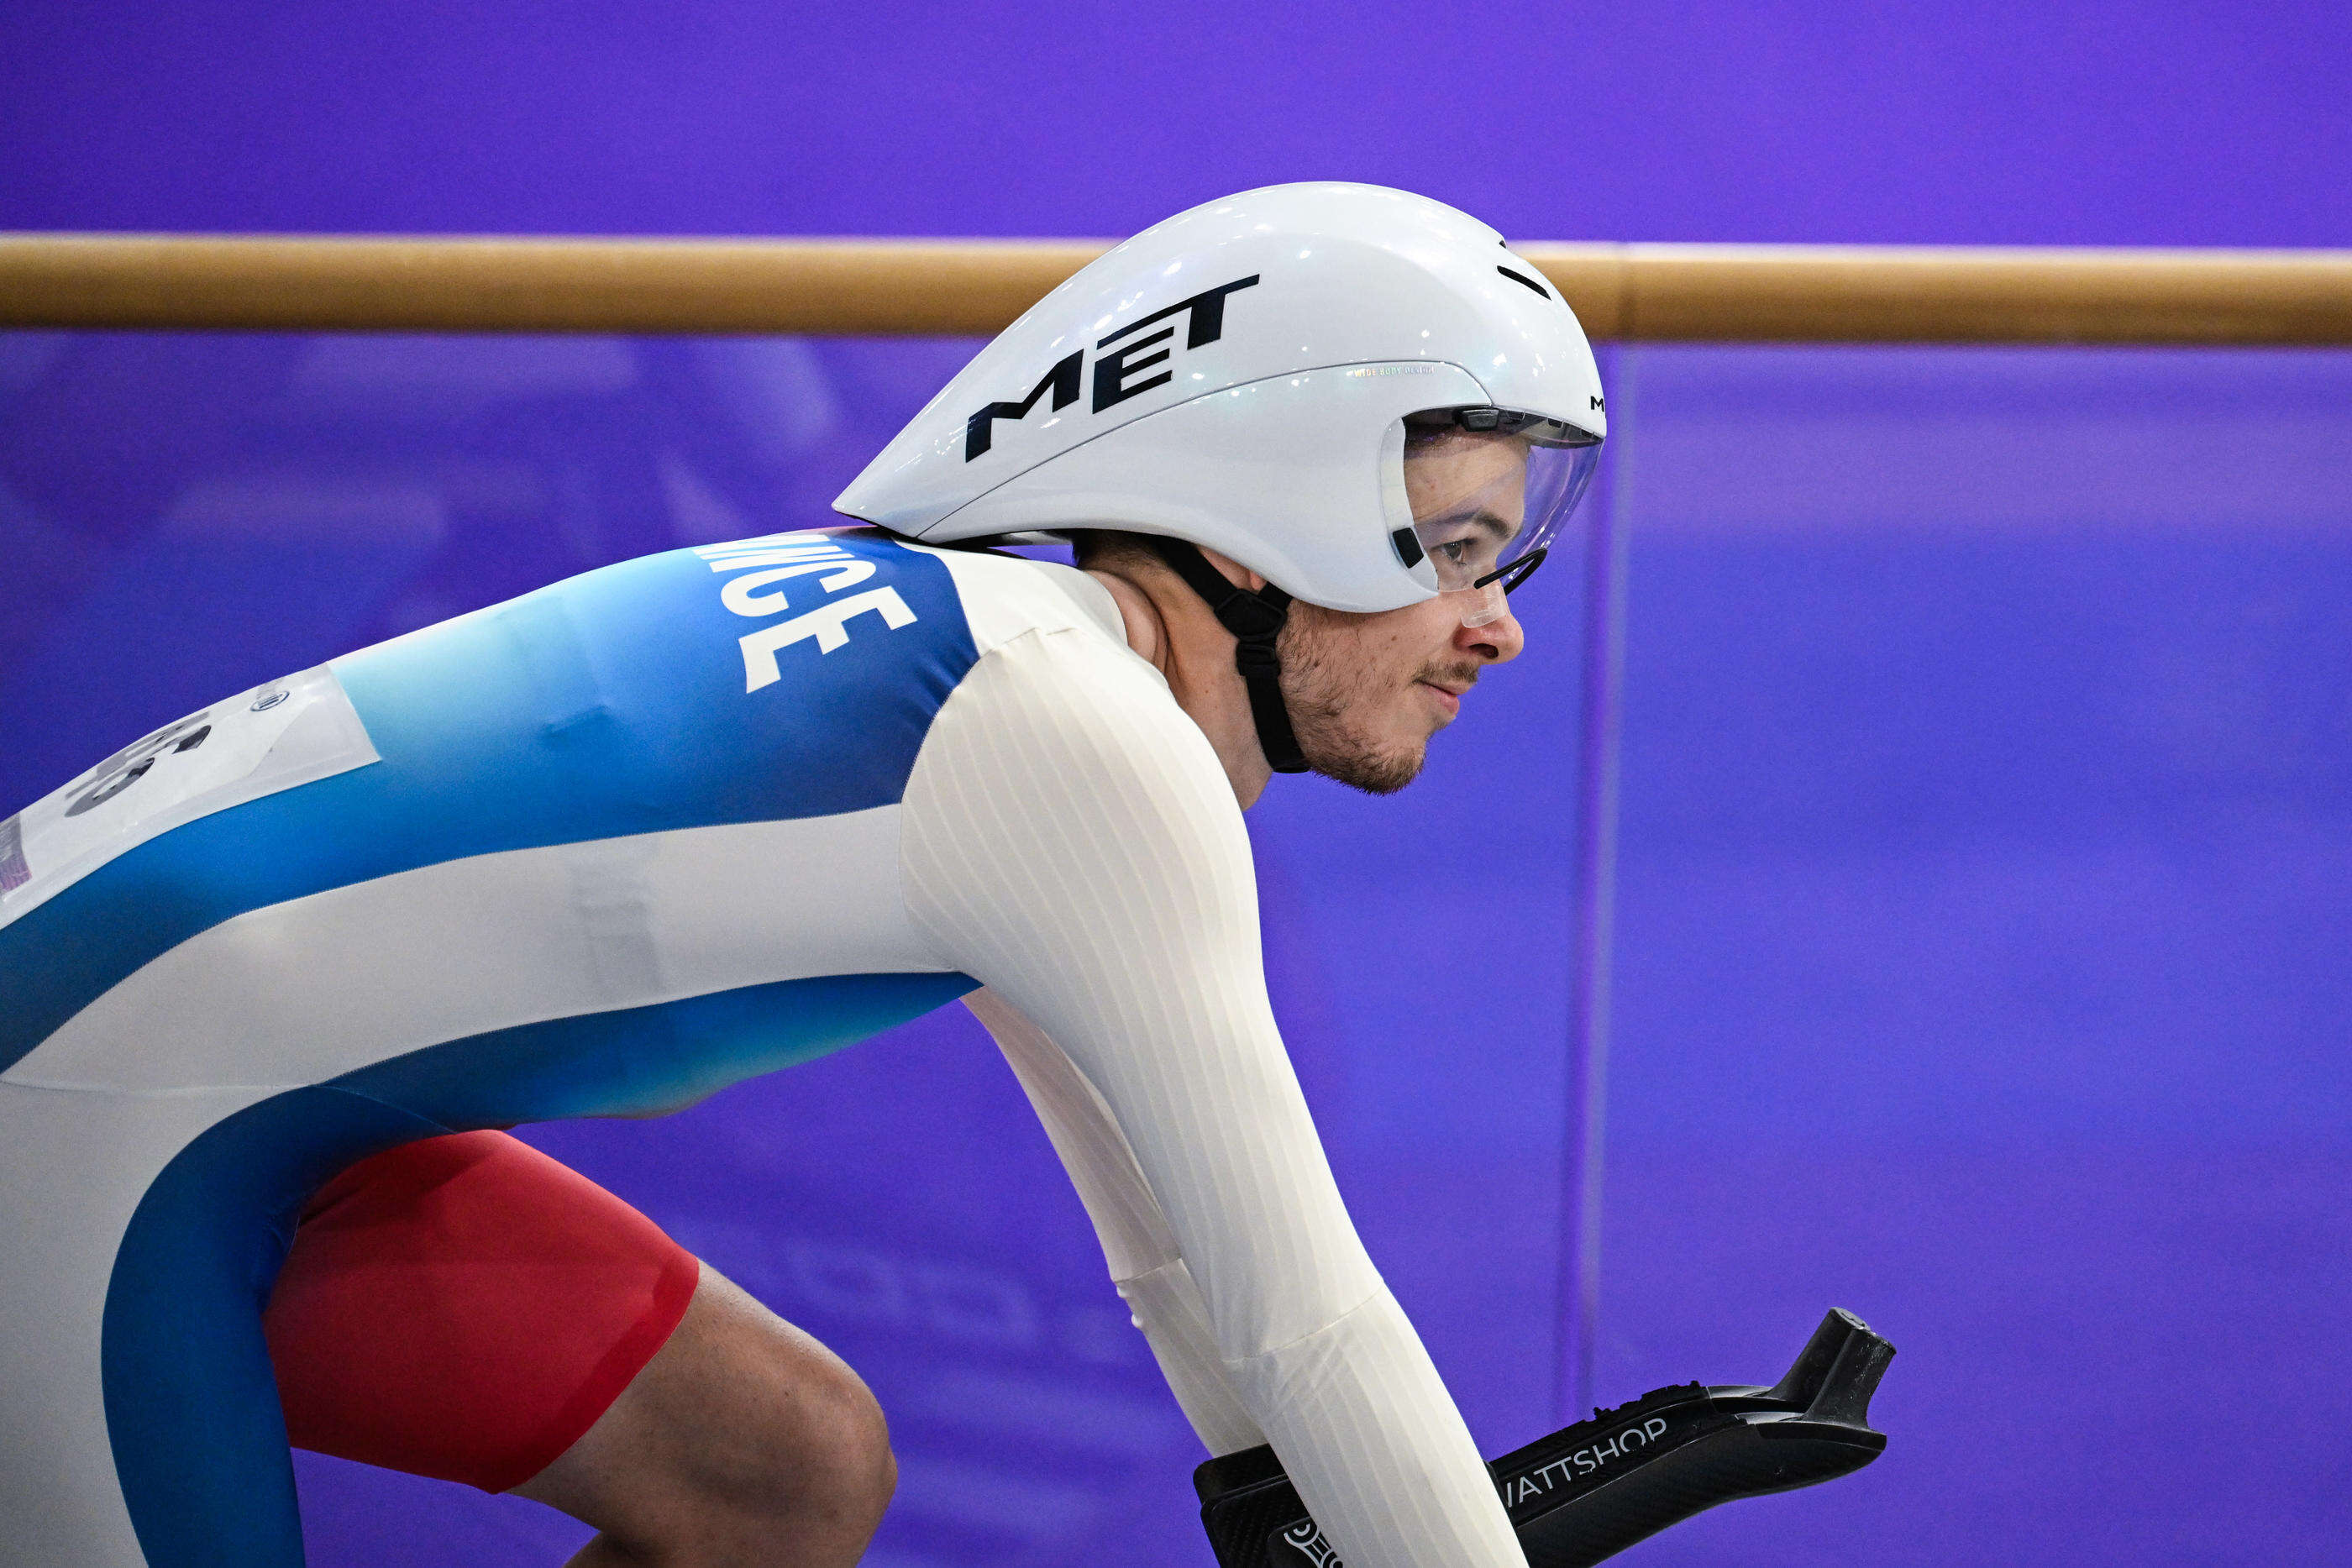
[{"xmin": 1194, "ymin": 1308, "xmax": 1895, "ymax": 1568}]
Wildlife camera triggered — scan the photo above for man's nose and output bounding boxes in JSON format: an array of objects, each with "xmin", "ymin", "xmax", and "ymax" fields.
[{"xmin": 1458, "ymin": 603, "xmax": 1525, "ymax": 664}]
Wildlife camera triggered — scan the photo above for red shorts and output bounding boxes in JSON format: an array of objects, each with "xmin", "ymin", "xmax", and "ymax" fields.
[{"xmin": 263, "ymin": 1130, "xmax": 700, "ymax": 1493}]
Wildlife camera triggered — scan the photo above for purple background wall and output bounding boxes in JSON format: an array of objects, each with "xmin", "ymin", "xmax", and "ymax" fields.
[{"xmin": 4, "ymin": 5, "xmax": 2349, "ymax": 1566}]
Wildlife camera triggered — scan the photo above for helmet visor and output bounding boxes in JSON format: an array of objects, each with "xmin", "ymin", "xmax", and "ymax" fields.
[{"xmin": 1403, "ymin": 411, "xmax": 1601, "ymax": 627}]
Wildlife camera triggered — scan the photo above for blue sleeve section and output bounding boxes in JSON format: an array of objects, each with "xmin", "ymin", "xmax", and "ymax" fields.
[
  {"xmin": 328, "ymin": 968, "xmax": 981, "ymax": 1127},
  {"xmin": 0, "ymin": 532, "xmax": 979, "ymax": 1073},
  {"xmin": 104, "ymin": 1085, "xmax": 449, "ymax": 1568},
  {"xmin": 100, "ymin": 967, "xmax": 976, "ymax": 1566}
]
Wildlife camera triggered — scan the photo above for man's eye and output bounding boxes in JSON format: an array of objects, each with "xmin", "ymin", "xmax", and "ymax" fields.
[{"xmin": 1437, "ymin": 540, "xmax": 1471, "ymax": 564}]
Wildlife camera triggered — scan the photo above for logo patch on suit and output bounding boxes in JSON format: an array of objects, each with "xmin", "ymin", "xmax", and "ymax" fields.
[{"xmin": 695, "ymin": 532, "xmax": 921, "ymax": 692}]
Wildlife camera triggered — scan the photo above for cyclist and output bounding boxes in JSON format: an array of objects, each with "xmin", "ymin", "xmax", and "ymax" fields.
[{"xmin": 0, "ymin": 181, "xmax": 1603, "ymax": 1568}]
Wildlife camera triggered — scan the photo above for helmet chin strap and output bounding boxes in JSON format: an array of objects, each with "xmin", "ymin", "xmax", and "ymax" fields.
[{"xmin": 1145, "ymin": 538, "xmax": 1310, "ymax": 774}]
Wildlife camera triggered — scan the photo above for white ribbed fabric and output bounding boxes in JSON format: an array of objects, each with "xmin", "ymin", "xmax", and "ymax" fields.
[
  {"xmin": 964, "ymin": 987, "xmax": 1262, "ymax": 1454},
  {"xmin": 901, "ymin": 611, "xmax": 1524, "ymax": 1568}
]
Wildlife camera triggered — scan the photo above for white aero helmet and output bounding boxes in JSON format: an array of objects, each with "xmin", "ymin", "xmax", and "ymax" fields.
[{"xmin": 833, "ymin": 181, "xmax": 1606, "ymax": 771}]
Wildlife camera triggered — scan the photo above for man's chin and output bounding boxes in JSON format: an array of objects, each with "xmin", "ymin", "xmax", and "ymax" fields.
[{"xmin": 1305, "ymin": 734, "xmax": 1427, "ymax": 796}]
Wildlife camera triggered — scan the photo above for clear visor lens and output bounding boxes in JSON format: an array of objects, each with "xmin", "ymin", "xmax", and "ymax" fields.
[{"xmin": 1404, "ymin": 414, "xmax": 1601, "ymax": 627}]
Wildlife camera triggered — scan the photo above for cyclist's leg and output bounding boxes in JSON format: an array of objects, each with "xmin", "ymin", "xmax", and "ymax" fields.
[
  {"xmin": 266, "ymin": 1130, "xmax": 699, "ymax": 1492},
  {"xmin": 268, "ymin": 1130, "xmax": 892, "ymax": 1568},
  {"xmin": 514, "ymin": 1263, "xmax": 896, "ymax": 1568}
]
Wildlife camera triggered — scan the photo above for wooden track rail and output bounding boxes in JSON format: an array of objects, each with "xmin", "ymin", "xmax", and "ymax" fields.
[{"xmin": 3, "ymin": 233, "xmax": 2349, "ymax": 344}]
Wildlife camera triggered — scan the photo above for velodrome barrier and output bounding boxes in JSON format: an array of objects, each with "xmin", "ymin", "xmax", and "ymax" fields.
[{"xmin": 3, "ymin": 233, "xmax": 2349, "ymax": 343}]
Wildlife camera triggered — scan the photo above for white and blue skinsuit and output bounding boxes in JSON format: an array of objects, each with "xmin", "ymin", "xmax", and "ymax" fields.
[{"xmin": 0, "ymin": 530, "xmax": 1526, "ymax": 1568}]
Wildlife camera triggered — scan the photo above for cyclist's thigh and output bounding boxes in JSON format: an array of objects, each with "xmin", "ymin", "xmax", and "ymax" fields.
[{"xmin": 265, "ymin": 1129, "xmax": 698, "ymax": 1493}]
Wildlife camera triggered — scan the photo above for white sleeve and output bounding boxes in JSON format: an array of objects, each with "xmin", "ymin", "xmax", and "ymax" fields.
[
  {"xmin": 901, "ymin": 626, "xmax": 1522, "ymax": 1568},
  {"xmin": 963, "ymin": 986, "xmax": 1264, "ymax": 1455}
]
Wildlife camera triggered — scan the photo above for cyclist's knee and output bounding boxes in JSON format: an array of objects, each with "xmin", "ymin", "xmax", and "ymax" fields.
[
  {"xmin": 653, "ymin": 1270, "xmax": 895, "ymax": 1563},
  {"xmin": 518, "ymin": 1265, "xmax": 894, "ymax": 1568},
  {"xmin": 769, "ymin": 1356, "xmax": 895, "ymax": 1538}
]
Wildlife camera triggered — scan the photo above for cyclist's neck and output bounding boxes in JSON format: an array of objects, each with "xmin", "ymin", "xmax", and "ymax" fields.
[{"xmin": 1085, "ymin": 554, "xmax": 1273, "ymax": 810}]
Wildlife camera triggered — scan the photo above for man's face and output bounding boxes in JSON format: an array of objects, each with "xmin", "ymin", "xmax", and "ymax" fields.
[{"xmin": 1277, "ymin": 434, "xmax": 1530, "ymax": 794}]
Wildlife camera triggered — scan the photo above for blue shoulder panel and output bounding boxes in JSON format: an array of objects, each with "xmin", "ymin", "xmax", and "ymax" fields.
[{"xmin": 0, "ymin": 531, "xmax": 979, "ymax": 1072}]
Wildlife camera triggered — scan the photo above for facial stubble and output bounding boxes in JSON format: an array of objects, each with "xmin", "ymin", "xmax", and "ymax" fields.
[{"xmin": 1277, "ymin": 602, "xmax": 1470, "ymax": 796}]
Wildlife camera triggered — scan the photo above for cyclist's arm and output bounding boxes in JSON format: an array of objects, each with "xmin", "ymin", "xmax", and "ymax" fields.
[
  {"xmin": 901, "ymin": 626, "xmax": 1523, "ymax": 1568},
  {"xmin": 964, "ymin": 986, "xmax": 1263, "ymax": 1455}
]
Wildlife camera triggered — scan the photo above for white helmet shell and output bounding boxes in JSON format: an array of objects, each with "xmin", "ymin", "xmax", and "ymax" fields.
[{"xmin": 832, "ymin": 181, "xmax": 1606, "ymax": 614}]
